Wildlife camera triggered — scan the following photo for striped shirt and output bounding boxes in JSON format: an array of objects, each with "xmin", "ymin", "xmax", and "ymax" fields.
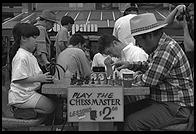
[{"xmin": 133, "ymin": 33, "xmax": 194, "ymax": 107}]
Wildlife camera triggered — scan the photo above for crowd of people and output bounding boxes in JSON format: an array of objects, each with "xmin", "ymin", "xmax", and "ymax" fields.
[{"xmin": 7, "ymin": 3, "xmax": 194, "ymax": 131}]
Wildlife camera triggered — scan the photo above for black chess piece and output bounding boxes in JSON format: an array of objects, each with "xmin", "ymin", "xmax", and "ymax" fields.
[
  {"xmin": 84, "ymin": 76, "xmax": 90, "ymax": 84},
  {"xmin": 77, "ymin": 75, "xmax": 83, "ymax": 85},
  {"xmin": 70, "ymin": 74, "xmax": 75, "ymax": 85},
  {"xmin": 91, "ymin": 78, "xmax": 95, "ymax": 84}
]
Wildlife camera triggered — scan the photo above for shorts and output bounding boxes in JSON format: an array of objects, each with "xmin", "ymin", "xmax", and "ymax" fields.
[{"xmin": 13, "ymin": 92, "xmax": 42, "ymax": 109}]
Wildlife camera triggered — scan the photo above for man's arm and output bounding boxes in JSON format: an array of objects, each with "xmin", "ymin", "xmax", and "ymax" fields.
[
  {"xmin": 113, "ymin": 60, "xmax": 148, "ymax": 72},
  {"xmin": 164, "ymin": 5, "xmax": 186, "ymax": 27},
  {"xmin": 183, "ymin": 20, "xmax": 194, "ymax": 51}
]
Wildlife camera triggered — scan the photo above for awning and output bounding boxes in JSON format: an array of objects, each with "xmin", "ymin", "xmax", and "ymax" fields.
[{"xmin": 2, "ymin": 9, "xmax": 170, "ymax": 30}]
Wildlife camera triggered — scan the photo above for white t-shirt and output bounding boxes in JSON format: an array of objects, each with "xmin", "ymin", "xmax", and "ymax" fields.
[
  {"xmin": 113, "ymin": 14, "xmax": 137, "ymax": 46},
  {"xmin": 8, "ymin": 48, "xmax": 42, "ymax": 105},
  {"xmin": 121, "ymin": 43, "xmax": 148, "ymax": 63},
  {"xmin": 92, "ymin": 53, "xmax": 118, "ymax": 71}
]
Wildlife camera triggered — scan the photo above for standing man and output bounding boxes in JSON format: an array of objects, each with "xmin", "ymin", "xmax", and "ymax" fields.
[
  {"xmin": 113, "ymin": 13, "xmax": 194, "ymax": 131},
  {"xmin": 164, "ymin": 3, "xmax": 194, "ymax": 78},
  {"xmin": 113, "ymin": 5, "xmax": 139, "ymax": 46},
  {"xmin": 54, "ymin": 15, "xmax": 74, "ymax": 58},
  {"xmin": 34, "ymin": 9, "xmax": 57, "ymax": 72}
]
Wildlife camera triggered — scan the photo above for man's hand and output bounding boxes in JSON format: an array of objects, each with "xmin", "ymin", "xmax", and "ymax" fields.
[
  {"xmin": 176, "ymin": 4, "xmax": 186, "ymax": 13},
  {"xmin": 104, "ymin": 56, "xmax": 114, "ymax": 67},
  {"xmin": 112, "ymin": 61, "xmax": 133, "ymax": 71}
]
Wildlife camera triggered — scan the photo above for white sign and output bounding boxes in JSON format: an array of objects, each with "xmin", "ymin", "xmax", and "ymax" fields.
[{"xmin": 67, "ymin": 86, "xmax": 123, "ymax": 122}]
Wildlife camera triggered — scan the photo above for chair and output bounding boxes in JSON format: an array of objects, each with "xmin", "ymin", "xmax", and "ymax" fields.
[{"xmin": 2, "ymin": 86, "xmax": 45, "ymax": 131}]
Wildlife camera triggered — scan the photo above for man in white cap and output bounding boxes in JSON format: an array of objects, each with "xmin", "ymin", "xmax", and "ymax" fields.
[
  {"xmin": 34, "ymin": 9, "xmax": 57, "ymax": 72},
  {"xmin": 113, "ymin": 5, "xmax": 139, "ymax": 46},
  {"xmin": 113, "ymin": 13, "xmax": 194, "ymax": 130}
]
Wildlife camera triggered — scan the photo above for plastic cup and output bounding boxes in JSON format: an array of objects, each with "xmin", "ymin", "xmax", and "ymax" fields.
[{"xmin": 122, "ymin": 72, "xmax": 133, "ymax": 88}]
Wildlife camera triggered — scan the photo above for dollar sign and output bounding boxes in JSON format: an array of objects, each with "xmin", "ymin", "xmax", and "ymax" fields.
[{"xmin": 99, "ymin": 111, "xmax": 102, "ymax": 116}]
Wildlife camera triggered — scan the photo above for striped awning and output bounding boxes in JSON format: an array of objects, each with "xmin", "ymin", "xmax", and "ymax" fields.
[{"xmin": 2, "ymin": 9, "xmax": 170, "ymax": 30}]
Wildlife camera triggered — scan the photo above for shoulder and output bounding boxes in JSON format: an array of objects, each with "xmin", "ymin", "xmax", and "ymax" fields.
[
  {"xmin": 13, "ymin": 51, "xmax": 28, "ymax": 63},
  {"xmin": 93, "ymin": 53, "xmax": 102, "ymax": 58},
  {"xmin": 129, "ymin": 45, "xmax": 147, "ymax": 54}
]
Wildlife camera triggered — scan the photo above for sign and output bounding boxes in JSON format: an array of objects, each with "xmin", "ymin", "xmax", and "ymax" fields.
[
  {"xmin": 72, "ymin": 24, "xmax": 98, "ymax": 34},
  {"xmin": 67, "ymin": 86, "xmax": 123, "ymax": 122}
]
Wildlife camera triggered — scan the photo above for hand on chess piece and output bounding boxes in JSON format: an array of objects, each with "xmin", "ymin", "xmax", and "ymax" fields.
[{"xmin": 104, "ymin": 56, "xmax": 114, "ymax": 67}]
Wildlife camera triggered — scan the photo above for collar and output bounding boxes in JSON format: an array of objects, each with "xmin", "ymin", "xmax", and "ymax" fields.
[
  {"xmin": 121, "ymin": 43, "xmax": 133, "ymax": 60},
  {"xmin": 151, "ymin": 32, "xmax": 167, "ymax": 55},
  {"xmin": 158, "ymin": 32, "xmax": 167, "ymax": 46},
  {"xmin": 19, "ymin": 48, "xmax": 33, "ymax": 56}
]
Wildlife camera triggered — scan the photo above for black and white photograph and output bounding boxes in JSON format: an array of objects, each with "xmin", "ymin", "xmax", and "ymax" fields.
[{"xmin": 2, "ymin": 3, "xmax": 194, "ymax": 131}]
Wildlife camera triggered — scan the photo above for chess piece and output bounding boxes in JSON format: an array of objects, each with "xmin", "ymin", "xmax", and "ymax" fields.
[
  {"xmin": 84, "ymin": 76, "xmax": 90, "ymax": 84},
  {"xmin": 97, "ymin": 77, "xmax": 101, "ymax": 85},
  {"xmin": 91, "ymin": 78, "xmax": 95, "ymax": 84}
]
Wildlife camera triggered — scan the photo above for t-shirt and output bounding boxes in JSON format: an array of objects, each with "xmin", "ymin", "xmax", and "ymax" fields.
[
  {"xmin": 8, "ymin": 48, "xmax": 42, "ymax": 105},
  {"xmin": 113, "ymin": 14, "xmax": 137, "ymax": 46},
  {"xmin": 54, "ymin": 26, "xmax": 70, "ymax": 58},
  {"xmin": 92, "ymin": 53, "xmax": 118, "ymax": 71},
  {"xmin": 56, "ymin": 47, "xmax": 91, "ymax": 79},
  {"xmin": 121, "ymin": 43, "xmax": 148, "ymax": 63}
]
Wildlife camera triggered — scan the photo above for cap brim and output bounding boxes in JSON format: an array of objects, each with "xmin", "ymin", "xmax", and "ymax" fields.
[{"xmin": 132, "ymin": 23, "xmax": 168, "ymax": 37}]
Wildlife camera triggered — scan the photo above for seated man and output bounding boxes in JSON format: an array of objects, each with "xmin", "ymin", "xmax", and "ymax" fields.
[
  {"xmin": 113, "ymin": 13, "xmax": 194, "ymax": 131},
  {"xmin": 97, "ymin": 34, "xmax": 148, "ymax": 102},
  {"xmin": 56, "ymin": 33, "xmax": 91, "ymax": 80}
]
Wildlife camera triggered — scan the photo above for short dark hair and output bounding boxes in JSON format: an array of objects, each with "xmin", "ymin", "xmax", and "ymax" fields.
[
  {"xmin": 69, "ymin": 33, "xmax": 85, "ymax": 46},
  {"xmin": 97, "ymin": 34, "xmax": 119, "ymax": 54},
  {"xmin": 61, "ymin": 16, "xmax": 74, "ymax": 26},
  {"xmin": 12, "ymin": 23, "xmax": 40, "ymax": 46},
  {"xmin": 10, "ymin": 23, "xmax": 40, "ymax": 61}
]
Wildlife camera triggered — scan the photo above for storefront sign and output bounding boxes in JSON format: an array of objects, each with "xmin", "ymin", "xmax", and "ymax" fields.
[{"xmin": 67, "ymin": 86, "xmax": 123, "ymax": 122}]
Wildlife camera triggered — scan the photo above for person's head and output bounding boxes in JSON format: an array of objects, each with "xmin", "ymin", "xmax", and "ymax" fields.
[
  {"xmin": 69, "ymin": 33, "xmax": 86, "ymax": 48},
  {"xmin": 123, "ymin": 5, "xmax": 139, "ymax": 16},
  {"xmin": 12, "ymin": 23, "xmax": 40, "ymax": 53},
  {"xmin": 130, "ymin": 13, "xmax": 167, "ymax": 54},
  {"xmin": 61, "ymin": 16, "xmax": 74, "ymax": 31},
  {"xmin": 39, "ymin": 9, "xmax": 57, "ymax": 30},
  {"xmin": 97, "ymin": 34, "xmax": 125, "ymax": 58}
]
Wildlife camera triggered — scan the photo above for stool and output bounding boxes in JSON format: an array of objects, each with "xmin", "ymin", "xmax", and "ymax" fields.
[
  {"xmin": 2, "ymin": 86, "xmax": 46, "ymax": 131},
  {"xmin": 2, "ymin": 116, "xmax": 45, "ymax": 131}
]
